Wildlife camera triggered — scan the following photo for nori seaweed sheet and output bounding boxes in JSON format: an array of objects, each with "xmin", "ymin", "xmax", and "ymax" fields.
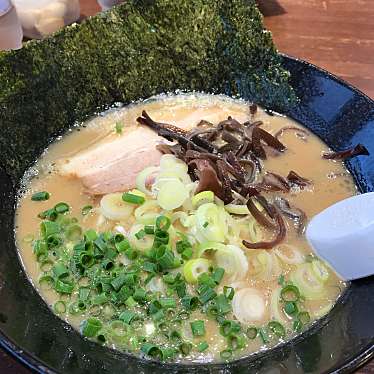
[{"xmin": 0, "ymin": 0, "xmax": 296, "ymax": 181}]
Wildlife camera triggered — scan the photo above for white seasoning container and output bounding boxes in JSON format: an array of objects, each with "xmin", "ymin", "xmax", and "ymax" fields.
[
  {"xmin": 0, "ymin": 0, "xmax": 23, "ymax": 50},
  {"xmin": 97, "ymin": 0, "xmax": 122, "ymax": 11},
  {"xmin": 12, "ymin": 0, "xmax": 80, "ymax": 39}
]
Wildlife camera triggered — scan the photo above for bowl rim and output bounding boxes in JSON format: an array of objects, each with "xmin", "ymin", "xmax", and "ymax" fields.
[{"xmin": 1, "ymin": 54, "xmax": 373, "ymax": 374}]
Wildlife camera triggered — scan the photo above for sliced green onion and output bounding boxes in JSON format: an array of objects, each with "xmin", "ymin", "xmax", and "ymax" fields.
[
  {"xmin": 78, "ymin": 277, "xmax": 90, "ymax": 287},
  {"xmin": 52, "ymin": 263, "xmax": 69, "ymax": 279},
  {"xmin": 197, "ymin": 273, "xmax": 216, "ymax": 288},
  {"xmin": 224, "ymin": 203, "xmax": 250, "ymax": 215},
  {"xmin": 298, "ymin": 311, "xmax": 311, "ymax": 324},
  {"xmin": 95, "ymin": 277, "xmax": 112, "ymax": 293},
  {"xmin": 144, "ymin": 225, "xmax": 155, "ymax": 235},
  {"xmin": 57, "ymin": 216, "xmax": 71, "ymax": 227},
  {"xmin": 212, "ymin": 267, "xmax": 225, "ymax": 284},
  {"xmin": 177, "ymin": 311, "xmax": 190, "ymax": 320},
  {"xmin": 183, "ymin": 258, "xmax": 211, "ymax": 284},
  {"xmin": 88, "ymin": 305, "xmax": 102, "ymax": 317},
  {"xmin": 142, "ymin": 261, "xmax": 157, "ymax": 274},
  {"xmin": 31, "ymin": 191, "xmax": 50, "ymax": 201},
  {"xmin": 311, "ymin": 260, "xmax": 330, "ymax": 282},
  {"xmin": 179, "ymin": 342, "xmax": 193, "ymax": 356},
  {"xmin": 69, "ymin": 301, "xmax": 86, "ymax": 315},
  {"xmin": 40, "ymin": 221, "xmax": 60, "ymax": 238},
  {"xmin": 78, "ymin": 287, "xmax": 90, "ymax": 302},
  {"xmin": 278, "ymin": 274, "xmax": 285, "ymax": 286},
  {"xmin": 216, "ymin": 314, "xmax": 225, "ymax": 325},
  {"xmin": 215, "ymin": 294, "xmax": 231, "ymax": 314},
  {"xmin": 197, "ymin": 341, "xmax": 209, "ymax": 352},
  {"xmin": 54, "ymin": 279, "xmax": 74, "ymax": 294},
  {"xmin": 220, "ymin": 349, "xmax": 233, "ymax": 360},
  {"xmin": 39, "ymin": 275, "xmax": 54, "ymax": 290},
  {"xmin": 66, "ymin": 224, "xmax": 82, "ymax": 241},
  {"xmin": 176, "ymin": 239, "xmax": 192, "ymax": 254},
  {"xmin": 153, "ymin": 229, "xmax": 169, "ymax": 247},
  {"xmin": 102, "ymin": 303, "xmax": 115, "ymax": 320},
  {"xmin": 268, "ymin": 321, "xmax": 286, "ymax": 338},
  {"xmin": 113, "ymin": 233, "xmax": 124, "ymax": 242},
  {"xmin": 181, "ymin": 295, "xmax": 199, "ymax": 311},
  {"xmin": 148, "ymin": 300, "xmax": 162, "ymax": 315},
  {"xmin": 38, "ymin": 208, "xmax": 57, "ymax": 221},
  {"xmin": 197, "ymin": 241, "xmax": 227, "ymax": 257},
  {"xmin": 156, "ymin": 215, "xmax": 171, "ymax": 231},
  {"xmin": 80, "ymin": 252, "xmax": 94, "ymax": 268},
  {"xmin": 82, "ymin": 205, "xmax": 93, "ymax": 215},
  {"xmin": 219, "ymin": 320, "xmax": 241, "ymax": 337},
  {"xmin": 155, "ymin": 246, "xmax": 175, "ymax": 270},
  {"xmin": 117, "ymin": 285, "xmax": 132, "ymax": 303},
  {"xmin": 111, "ymin": 274, "xmax": 127, "ymax": 291},
  {"xmin": 192, "ymin": 190, "xmax": 214, "ymax": 208},
  {"xmin": 125, "ymin": 296, "xmax": 137, "ymax": 308},
  {"xmin": 284, "ymin": 301, "xmax": 298, "ymax": 316},
  {"xmin": 159, "ymin": 297, "xmax": 176, "ymax": 309},
  {"xmin": 246, "ymin": 326, "xmax": 258, "ymax": 340},
  {"xmin": 110, "ymin": 320, "xmax": 129, "ymax": 339},
  {"xmin": 119, "ymin": 310, "xmax": 137, "ymax": 325},
  {"xmin": 181, "ymin": 247, "xmax": 193, "ymax": 260},
  {"xmin": 258, "ymin": 327, "xmax": 269, "ymax": 344},
  {"xmin": 46, "ymin": 234, "xmax": 61, "ymax": 248},
  {"xmin": 151, "ymin": 309, "xmax": 165, "ymax": 322},
  {"xmin": 84, "ymin": 229, "xmax": 97, "ymax": 242},
  {"xmin": 135, "ymin": 229, "xmax": 146, "ymax": 240},
  {"xmin": 122, "ymin": 192, "xmax": 145, "ymax": 205},
  {"xmin": 190, "ymin": 320, "xmax": 205, "ymax": 336},
  {"xmin": 280, "ymin": 285, "xmax": 300, "ymax": 302},
  {"xmin": 81, "ymin": 318, "xmax": 102, "ymax": 337},
  {"xmin": 54, "ymin": 202, "xmax": 69, "ymax": 214},
  {"xmin": 293, "ymin": 319, "xmax": 303, "ymax": 332},
  {"xmin": 33, "ymin": 240, "xmax": 48, "ymax": 261},
  {"xmin": 97, "ymin": 334, "xmax": 106, "ymax": 344},
  {"xmin": 141, "ymin": 343, "xmax": 162, "ymax": 358},
  {"xmin": 166, "ymin": 329, "xmax": 179, "ymax": 340},
  {"xmin": 40, "ymin": 260, "xmax": 53, "ymax": 272},
  {"xmin": 163, "ymin": 273, "xmax": 177, "ymax": 285},
  {"xmin": 115, "ymin": 122, "xmax": 123, "ymax": 134},
  {"xmin": 198, "ymin": 285, "xmax": 217, "ymax": 304},
  {"xmin": 161, "ymin": 347, "xmax": 176, "ymax": 360},
  {"xmin": 223, "ymin": 286, "xmax": 235, "ymax": 300},
  {"xmin": 101, "ymin": 258, "xmax": 114, "ymax": 270},
  {"xmin": 23, "ymin": 234, "xmax": 34, "ymax": 243},
  {"xmin": 133, "ymin": 288, "xmax": 147, "ymax": 303},
  {"xmin": 115, "ymin": 238, "xmax": 131, "ymax": 253},
  {"xmin": 92, "ymin": 293, "xmax": 109, "ymax": 305},
  {"xmin": 227, "ymin": 333, "xmax": 246, "ymax": 350},
  {"xmin": 53, "ymin": 300, "xmax": 66, "ymax": 314},
  {"xmin": 206, "ymin": 303, "xmax": 218, "ymax": 317}
]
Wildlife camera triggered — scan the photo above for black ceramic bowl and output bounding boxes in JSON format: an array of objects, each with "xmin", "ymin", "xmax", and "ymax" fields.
[{"xmin": 0, "ymin": 55, "xmax": 374, "ymax": 374}]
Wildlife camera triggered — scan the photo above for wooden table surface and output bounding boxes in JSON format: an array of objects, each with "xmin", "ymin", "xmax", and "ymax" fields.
[{"xmin": 1, "ymin": 0, "xmax": 373, "ymax": 373}]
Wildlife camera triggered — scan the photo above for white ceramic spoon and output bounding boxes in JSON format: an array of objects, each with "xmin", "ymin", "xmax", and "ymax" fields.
[{"xmin": 306, "ymin": 192, "xmax": 374, "ymax": 281}]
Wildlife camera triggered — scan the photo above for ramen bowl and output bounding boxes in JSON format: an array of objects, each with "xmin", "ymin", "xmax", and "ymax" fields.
[{"xmin": 0, "ymin": 53, "xmax": 373, "ymax": 373}]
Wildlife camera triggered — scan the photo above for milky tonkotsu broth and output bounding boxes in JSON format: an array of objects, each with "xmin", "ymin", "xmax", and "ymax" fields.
[{"xmin": 15, "ymin": 94, "xmax": 356, "ymax": 362}]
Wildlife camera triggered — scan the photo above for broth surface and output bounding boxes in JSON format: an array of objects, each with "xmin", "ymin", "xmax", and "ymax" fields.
[{"xmin": 15, "ymin": 94, "xmax": 356, "ymax": 362}]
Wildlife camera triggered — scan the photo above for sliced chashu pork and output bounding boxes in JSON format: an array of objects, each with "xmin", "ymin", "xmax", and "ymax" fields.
[{"xmin": 59, "ymin": 127, "xmax": 164, "ymax": 194}]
